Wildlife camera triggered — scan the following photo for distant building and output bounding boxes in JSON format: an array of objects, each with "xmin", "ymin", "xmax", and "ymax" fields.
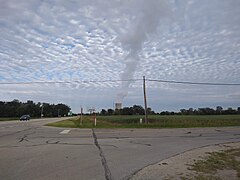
[{"xmin": 115, "ymin": 103, "xmax": 122, "ymax": 110}]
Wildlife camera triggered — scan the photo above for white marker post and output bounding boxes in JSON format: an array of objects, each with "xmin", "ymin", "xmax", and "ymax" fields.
[
  {"xmin": 40, "ymin": 103, "xmax": 44, "ymax": 118},
  {"xmin": 94, "ymin": 117, "xmax": 97, "ymax": 127},
  {"xmin": 88, "ymin": 107, "xmax": 96, "ymax": 127}
]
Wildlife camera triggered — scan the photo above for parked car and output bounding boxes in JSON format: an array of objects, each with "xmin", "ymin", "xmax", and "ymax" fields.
[{"xmin": 20, "ymin": 115, "xmax": 30, "ymax": 121}]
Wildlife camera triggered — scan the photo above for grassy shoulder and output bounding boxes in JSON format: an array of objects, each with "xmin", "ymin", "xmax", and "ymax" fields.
[
  {"xmin": 186, "ymin": 148, "xmax": 240, "ymax": 179},
  {"xmin": 46, "ymin": 114, "xmax": 240, "ymax": 128},
  {"xmin": 0, "ymin": 117, "xmax": 18, "ymax": 121}
]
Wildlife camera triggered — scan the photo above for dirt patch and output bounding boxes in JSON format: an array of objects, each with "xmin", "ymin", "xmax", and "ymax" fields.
[
  {"xmin": 131, "ymin": 142, "xmax": 240, "ymax": 180},
  {"xmin": 216, "ymin": 169, "xmax": 238, "ymax": 180}
]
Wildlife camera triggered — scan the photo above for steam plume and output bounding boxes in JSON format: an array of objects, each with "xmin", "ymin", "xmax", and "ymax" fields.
[{"xmin": 117, "ymin": 0, "xmax": 170, "ymax": 102}]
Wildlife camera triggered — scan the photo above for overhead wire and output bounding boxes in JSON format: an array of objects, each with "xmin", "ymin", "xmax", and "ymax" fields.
[
  {"xmin": 146, "ymin": 79, "xmax": 240, "ymax": 86},
  {"xmin": 0, "ymin": 78, "xmax": 239, "ymax": 86}
]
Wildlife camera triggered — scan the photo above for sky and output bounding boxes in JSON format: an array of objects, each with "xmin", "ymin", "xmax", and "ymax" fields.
[{"xmin": 0, "ymin": 0, "xmax": 240, "ymax": 113}]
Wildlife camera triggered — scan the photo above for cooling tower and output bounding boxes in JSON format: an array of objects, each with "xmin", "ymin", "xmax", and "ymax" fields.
[{"xmin": 115, "ymin": 103, "xmax": 122, "ymax": 110}]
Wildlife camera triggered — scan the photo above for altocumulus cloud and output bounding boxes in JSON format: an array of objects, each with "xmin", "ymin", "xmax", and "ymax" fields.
[{"xmin": 0, "ymin": 0, "xmax": 239, "ymax": 112}]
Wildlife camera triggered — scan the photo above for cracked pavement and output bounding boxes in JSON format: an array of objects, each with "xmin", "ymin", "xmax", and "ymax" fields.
[{"xmin": 0, "ymin": 118, "xmax": 239, "ymax": 180}]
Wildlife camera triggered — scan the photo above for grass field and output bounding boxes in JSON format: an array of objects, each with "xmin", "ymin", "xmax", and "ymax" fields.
[
  {"xmin": 0, "ymin": 117, "xmax": 18, "ymax": 121},
  {"xmin": 46, "ymin": 115, "xmax": 240, "ymax": 128}
]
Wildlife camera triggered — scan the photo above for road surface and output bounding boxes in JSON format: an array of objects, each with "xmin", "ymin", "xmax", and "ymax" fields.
[{"xmin": 0, "ymin": 118, "xmax": 239, "ymax": 180}]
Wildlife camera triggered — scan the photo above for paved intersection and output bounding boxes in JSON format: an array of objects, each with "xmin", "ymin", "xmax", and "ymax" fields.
[{"xmin": 0, "ymin": 118, "xmax": 239, "ymax": 180}]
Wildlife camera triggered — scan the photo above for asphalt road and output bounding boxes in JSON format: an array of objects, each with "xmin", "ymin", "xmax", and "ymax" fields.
[{"xmin": 0, "ymin": 118, "xmax": 239, "ymax": 180}]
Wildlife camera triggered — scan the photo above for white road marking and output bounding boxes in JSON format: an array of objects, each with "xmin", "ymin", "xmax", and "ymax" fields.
[{"xmin": 60, "ymin": 129, "xmax": 71, "ymax": 134}]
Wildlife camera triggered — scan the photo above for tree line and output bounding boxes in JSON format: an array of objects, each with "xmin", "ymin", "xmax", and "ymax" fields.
[
  {"xmin": 99, "ymin": 105, "xmax": 240, "ymax": 116},
  {"xmin": 156, "ymin": 106, "xmax": 240, "ymax": 115},
  {"xmin": 1, "ymin": 100, "xmax": 239, "ymax": 117},
  {"xmin": 0, "ymin": 99, "xmax": 71, "ymax": 117},
  {"xmin": 99, "ymin": 105, "xmax": 155, "ymax": 116}
]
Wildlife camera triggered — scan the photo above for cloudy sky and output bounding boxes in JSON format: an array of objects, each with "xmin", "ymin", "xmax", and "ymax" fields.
[{"xmin": 0, "ymin": 0, "xmax": 240, "ymax": 113}]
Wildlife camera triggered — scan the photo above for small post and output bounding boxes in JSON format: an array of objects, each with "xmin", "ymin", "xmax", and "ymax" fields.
[
  {"xmin": 143, "ymin": 76, "xmax": 148, "ymax": 123},
  {"xmin": 93, "ymin": 112, "xmax": 97, "ymax": 127},
  {"xmin": 88, "ymin": 107, "xmax": 96, "ymax": 127},
  {"xmin": 41, "ymin": 104, "xmax": 44, "ymax": 118},
  {"xmin": 94, "ymin": 116, "xmax": 97, "ymax": 127}
]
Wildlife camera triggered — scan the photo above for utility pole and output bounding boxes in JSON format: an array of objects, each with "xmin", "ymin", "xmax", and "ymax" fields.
[
  {"xmin": 80, "ymin": 107, "xmax": 83, "ymax": 126},
  {"xmin": 143, "ymin": 76, "xmax": 148, "ymax": 123}
]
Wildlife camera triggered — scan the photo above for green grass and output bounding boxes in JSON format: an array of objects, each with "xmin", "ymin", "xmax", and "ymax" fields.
[
  {"xmin": 46, "ymin": 115, "xmax": 240, "ymax": 129},
  {"xmin": 0, "ymin": 117, "xmax": 18, "ymax": 121},
  {"xmin": 188, "ymin": 148, "xmax": 240, "ymax": 179}
]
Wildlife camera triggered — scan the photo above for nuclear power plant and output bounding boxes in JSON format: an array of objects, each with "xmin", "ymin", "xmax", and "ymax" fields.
[{"xmin": 115, "ymin": 103, "xmax": 122, "ymax": 110}]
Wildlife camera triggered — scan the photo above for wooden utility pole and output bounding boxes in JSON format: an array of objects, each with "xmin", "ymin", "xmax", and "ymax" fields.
[
  {"xmin": 143, "ymin": 76, "xmax": 148, "ymax": 123},
  {"xmin": 80, "ymin": 107, "xmax": 83, "ymax": 125}
]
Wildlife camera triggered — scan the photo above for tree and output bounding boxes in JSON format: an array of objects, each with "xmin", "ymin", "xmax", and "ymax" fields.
[
  {"xmin": 0, "ymin": 100, "xmax": 71, "ymax": 118},
  {"xmin": 188, "ymin": 108, "xmax": 194, "ymax": 115},
  {"xmin": 132, "ymin": 105, "xmax": 145, "ymax": 115},
  {"xmin": 122, "ymin": 107, "xmax": 133, "ymax": 115},
  {"xmin": 100, "ymin": 109, "xmax": 107, "ymax": 116},
  {"xmin": 147, "ymin": 107, "xmax": 155, "ymax": 115},
  {"xmin": 216, "ymin": 106, "xmax": 223, "ymax": 115},
  {"xmin": 161, "ymin": 111, "xmax": 170, "ymax": 115},
  {"xmin": 107, "ymin": 109, "xmax": 114, "ymax": 116},
  {"xmin": 180, "ymin": 109, "xmax": 187, "ymax": 115},
  {"xmin": 224, "ymin": 107, "xmax": 236, "ymax": 115}
]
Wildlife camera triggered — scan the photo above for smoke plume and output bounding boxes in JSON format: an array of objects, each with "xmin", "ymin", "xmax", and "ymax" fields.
[{"xmin": 117, "ymin": 0, "xmax": 170, "ymax": 102}]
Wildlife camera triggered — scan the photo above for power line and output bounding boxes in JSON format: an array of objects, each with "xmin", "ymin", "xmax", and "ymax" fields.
[
  {"xmin": 0, "ymin": 79, "xmax": 239, "ymax": 86},
  {"xmin": 0, "ymin": 79, "xmax": 141, "ymax": 85},
  {"xmin": 81, "ymin": 79, "xmax": 141, "ymax": 83},
  {"xmin": 147, "ymin": 79, "xmax": 240, "ymax": 86},
  {"xmin": 0, "ymin": 81, "xmax": 70, "ymax": 85}
]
